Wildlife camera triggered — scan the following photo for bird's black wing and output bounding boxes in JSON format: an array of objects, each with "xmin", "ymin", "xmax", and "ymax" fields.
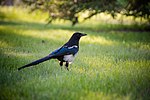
[{"xmin": 49, "ymin": 46, "xmax": 78, "ymax": 57}]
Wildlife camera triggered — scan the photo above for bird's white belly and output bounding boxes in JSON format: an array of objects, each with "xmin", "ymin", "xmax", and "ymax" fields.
[{"xmin": 63, "ymin": 54, "xmax": 75, "ymax": 63}]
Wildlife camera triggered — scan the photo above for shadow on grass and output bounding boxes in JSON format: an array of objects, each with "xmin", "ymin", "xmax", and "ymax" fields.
[
  {"xmin": 1, "ymin": 20, "xmax": 150, "ymax": 44},
  {"xmin": 0, "ymin": 20, "xmax": 150, "ymax": 32}
]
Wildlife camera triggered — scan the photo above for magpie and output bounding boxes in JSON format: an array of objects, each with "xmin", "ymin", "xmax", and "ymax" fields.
[{"xmin": 18, "ymin": 32, "xmax": 87, "ymax": 71}]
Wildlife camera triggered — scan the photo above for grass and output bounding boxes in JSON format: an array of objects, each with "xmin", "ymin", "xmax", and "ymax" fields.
[{"xmin": 0, "ymin": 7, "xmax": 150, "ymax": 100}]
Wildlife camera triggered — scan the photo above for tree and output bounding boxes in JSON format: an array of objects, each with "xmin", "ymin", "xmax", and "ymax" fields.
[
  {"xmin": 124, "ymin": 0, "xmax": 150, "ymax": 21},
  {"xmin": 22, "ymin": 0, "xmax": 150, "ymax": 25}
]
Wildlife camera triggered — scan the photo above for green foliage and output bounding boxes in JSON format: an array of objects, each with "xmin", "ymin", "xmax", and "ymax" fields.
[{"xmin": 22, "ymin": 0, "xmax": 150, "ymax": 25}]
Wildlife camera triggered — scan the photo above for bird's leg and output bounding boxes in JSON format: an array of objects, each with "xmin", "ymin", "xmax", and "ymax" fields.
[
  {"xmin": 65, "ymin": 62, "xmax": 69, "ymax": 71},
  {"xmin": 59, "ymin": 61, "xmax": 63, "ymax": 70},
  {"xmin": 59, "ymin": 61, "xmax": 63, "ymax": 66}
]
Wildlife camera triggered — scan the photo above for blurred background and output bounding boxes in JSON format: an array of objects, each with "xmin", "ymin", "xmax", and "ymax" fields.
[{"xmin": 0, "ymin": 0, "xmax": 150, "ymax": 27}]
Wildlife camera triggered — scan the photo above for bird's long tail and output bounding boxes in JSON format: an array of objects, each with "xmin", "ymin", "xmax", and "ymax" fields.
[{"xmin": 18, "ymin": 55, "xmax": 52, "ymax": 70}]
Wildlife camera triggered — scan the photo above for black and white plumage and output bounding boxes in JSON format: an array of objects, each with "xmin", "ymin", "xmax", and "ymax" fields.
[{"xmin": 18, "ymin": 32, "xmax": 87, "ymax": 71}]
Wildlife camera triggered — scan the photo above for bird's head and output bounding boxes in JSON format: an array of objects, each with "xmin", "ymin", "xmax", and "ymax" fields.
[
  {"xmin": 72, "ymin": 32, "xmax": 87, "ymax": 39},
  {"xmin": 67, "ymin": 32, "xmax": 87, "ymax": 45}
]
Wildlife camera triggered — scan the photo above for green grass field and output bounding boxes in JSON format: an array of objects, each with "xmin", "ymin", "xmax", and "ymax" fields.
[{"xmin": 0, "ymin": 7, "xmax": 150, "ymax": 100}]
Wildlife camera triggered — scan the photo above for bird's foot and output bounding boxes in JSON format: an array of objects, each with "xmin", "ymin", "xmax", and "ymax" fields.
[
  {"xmin": 65, "ymin": 62, "xmax": 69, "ymax": 71},
  {"xmin": 66, "ymin": 67, "xmax": 69, "ymax": 71}
]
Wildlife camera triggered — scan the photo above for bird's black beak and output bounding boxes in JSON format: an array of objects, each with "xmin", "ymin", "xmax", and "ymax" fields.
[{"xmin": 81, "ymin": 33, "xmax": 87, "ymax": 36}]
